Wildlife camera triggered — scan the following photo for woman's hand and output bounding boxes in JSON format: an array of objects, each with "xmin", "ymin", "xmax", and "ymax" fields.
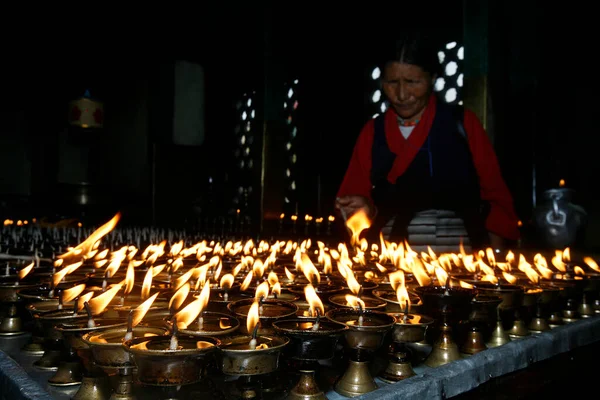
[{"xmin": 335, "ymin": 195, "xmax": 377, "ymax": 221}]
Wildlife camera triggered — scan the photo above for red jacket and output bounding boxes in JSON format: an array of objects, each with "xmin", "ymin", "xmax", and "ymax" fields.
[{"xmin": 337, "ymin": 94, "xmax": 520, "ymax": 241}]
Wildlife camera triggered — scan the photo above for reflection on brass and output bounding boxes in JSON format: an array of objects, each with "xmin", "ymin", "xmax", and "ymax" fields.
[
  {"xmin": 47, "ymin": 360, "xmax": 83, "ymax": 386},
  {"xmin": 424, "ymin": 324, "xmax": 461, "ymax": 367},
  {"xmin": 528, "ymin": 316, "xmax": 550, "ymax": 333},
  {"xmin": 577, "ymin": 293, "xmax": 595, "ymax": 318},
  {"xmin": 380, "ymin": 345, "xmax": 416, "ymax": 383},
  {"xmin": 562, "ymin": 298, "xmax": 580, "ymax": 323},
  {"xmin": 487, "ymin": 309, "xmax": 511, "ymax": 348},
  {"xmin": 334, "ymin": 360, "xmax": 378, "ymax": 397},
  {"xmin": 72, "ymin": 376, "xmax": 110, "ymax": 400},
  {"xmin": 508, "ymin": 318, "xmax": 530, "ymax": 338},
  {"xmin": 33, "ymin": 349, "xmax": 62, "ymax": 371},
  {"xmin": 286, "ymin": 370, "xmax": 327, "ymax": 400},
  {"xmin": 548, "ymin": 311, "xmax": 564, "ymax": 328},
  {"xmin": 219, "ymin": 335, "xmax": 290, "ymax": 376},
  {"xmin": 461, "ymin": 326, "xmax": 487, "ymax": 355}
]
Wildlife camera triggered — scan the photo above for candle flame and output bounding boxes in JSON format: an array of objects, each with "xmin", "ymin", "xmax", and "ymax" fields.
[
  {"xmin": 88, "ymin": 283, "xmax": 122, "ymax": 315},
  {"xmin": 18, "ymin": 262, "xmax": 34, "ymax": 280},
  {"xmin": 169, "ymin": 283, "xmax": 190, "ymax": 312},
  {"xmin": 175, "ymin": 283, "xmax": 210, "ymax": 329},
  {"xmin": 246, "ymin": 300, "xmax": 260, "ymax": 334},
  {"xmin": 304, "ymin": 284, "xmax": 324, "ymax": 317},
  {"xmin": 62, "ymin": 283, "xmax": 86, "ymax": 303},
  {"xmin": 132, "ymin": 292, "xmax": 160, "ymax": 327},
  {"xmin": 141, "ymin": 267, "xmax": 153, "ymax": 300}
]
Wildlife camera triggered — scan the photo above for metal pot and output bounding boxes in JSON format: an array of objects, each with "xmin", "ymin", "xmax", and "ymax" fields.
[{"xmin": 533, "ymin": 188, "xmax": 587, "ymax": 249}]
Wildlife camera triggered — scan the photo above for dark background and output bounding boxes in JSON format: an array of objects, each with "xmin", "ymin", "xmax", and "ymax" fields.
[{"xmin": 1, "ymin": 2, "xmax": 598, "ymax": 251}]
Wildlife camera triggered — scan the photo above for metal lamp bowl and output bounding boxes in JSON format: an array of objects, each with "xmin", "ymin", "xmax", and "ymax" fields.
[
  {"xmin": 471, "ymin": 282, "xmax": 525, "ymax": 309},
  {"xmin": 82, "ymin": 326, "xmax": 167, "ymax": 369},
  {"xmin": 328, "ymin": 294, "xmax": 387, "ymax": 310},
  {"xmin": 55, "ymin": 318, "xmax": 127, "ymax": 350},
  {"xmin": 218, "ymin": 334, "xmax": 290, "ymax": 376},
  {"xmin": 325, "ymin": 308, "xmax": 395, "ymax": 351},
  {"xmin": 272, "ymin": 318, "xmax": 348, "ymax": 360},
  {"xmin": 0, "ymin": 281, "xmax": 45, "ymax": 302},
  {"xmin": 163, "ymin": 310, "xmax": 240, "ymax": 337},
  {"xmin": 371, "ymin": 289, "xmax": 423, "ymax": 312},
  {"xmin": 227, "ymin": 298, "xmax": 298, "ymax": 335},
  {"xmin": 123, "ymin": 334, "xmax": 220, "ymax": 386},
  {"xmin": 387, "ymin": 313, "xmax": 434, "ymax": 343}
]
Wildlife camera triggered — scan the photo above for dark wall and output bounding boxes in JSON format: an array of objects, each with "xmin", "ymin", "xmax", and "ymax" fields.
[{"xmin": 487, "ymin": 2, "xmax": 600, "ymax": 251}]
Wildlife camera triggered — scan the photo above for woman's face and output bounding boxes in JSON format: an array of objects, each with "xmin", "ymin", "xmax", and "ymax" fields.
[{"xmin": 381, "ymin": 62, "xmax": 433, "ymax": 121}]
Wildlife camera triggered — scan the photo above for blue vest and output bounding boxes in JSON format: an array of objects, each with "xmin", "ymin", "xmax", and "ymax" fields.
[{"xmin": 368, "ymin": 100, "xmax": 489, "ymax": 248}]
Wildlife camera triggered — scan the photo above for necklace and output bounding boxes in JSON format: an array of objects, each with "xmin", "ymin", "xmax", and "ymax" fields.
[{"xmin": 398, "ymin": 117, "xmax": 419, "ymax": 127}]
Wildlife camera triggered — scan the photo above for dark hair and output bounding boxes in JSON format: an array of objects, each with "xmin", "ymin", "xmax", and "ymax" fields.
[{"xmin": 378, "ymin": 32, "xmax": 442, "ymax": 77}]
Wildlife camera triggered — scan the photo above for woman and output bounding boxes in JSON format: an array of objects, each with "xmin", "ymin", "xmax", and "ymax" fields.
[{"xmin": 335, "ymin": 33, "xmax": 519, "ymax": 253}]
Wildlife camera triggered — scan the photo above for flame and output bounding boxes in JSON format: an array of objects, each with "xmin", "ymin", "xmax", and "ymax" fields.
[
  {"xmin": 213, "ymin": 260, "xmax": 223, "ymax": 282},
  {"xmin": 169, "ymin": 283, "xmax": 190, "ymax": 312},
  {"xmin": 412, "ymin": 259, "xmax": 432, "ymax": 286},
  {"xmin": 174, "ymin": 268, "xmax": 194, "ymax": 291},
  {"xmin": 88, "ymin": 284, "xmax": 122, "ymax": 314},
  {"xmin": 502, "ymin": 271, "xmax": 518, "ymax": 284},
  {"xmin": 559, "ymin": 179, "xmax": 565, "ymax": 187},
  {"xmin": 345, "ymin": 209, "xmax": 371, "ymax": 246},
  {"xmin": 533, "ymin": 254, "xmax": 554, "ymax": 279},
  {"xmin": 94, "ymin": 249, "xmax": 109, "ymax": 260},
  {"xmin": 132, "ymin": 292, "xmax": 160, "ymax": 327},
  {"xmin": 562, "ymin": 248, "xmax": 571, "ymax": 262},
  {"xmin": 396, "ymin": 282, "xmax": 410, "ymax": 307},
  {"xmin": 345, "ymin": 294, "xmax": 366, "ymax": 310},
  {"xmin": 583, "ymin": 257, "xmax": 600, "ymax": 273},
  {"xmin": 220, "ymin": 274, "xmax": 234, "ymax": 290},
  {"xmin": 246, "ymin": 300, "xmax": 260, "ymax": 333},
  {"xmin": 459, "ymin": 281, "xmax": 474, "ymax": 289},
  {"xmin": 152, "ymin": 264, "xmax": 166, "ymax": 276},
  {"xmin": 240, "ymin": 271, "xmax": 254, "ymax": 292},
  {"xmin": 304, "ymin": 284, "xmax": 324, "ymax": 317},
  {"xmin": 175, "ymin": 283, "xmax": 211, "ymax": 329},
  {"xmin": 267, "ymin": 271, "xmax": 279, "ymax": 287},
  {"xmin": 271, "ymin": 282, "xmax": 281, "ymax": 297},
  {"xmin": 140, "ymin": 267, "xmax": 153, "ymax": 300},
  {"xmin": 506, "ymin": 251, "xmax": 515, "ymax": 264},
  {"xmin": 574, "ymin": 266, "xmax": 585, "ymax": 276},
  {"xmin": 434, "ymin": 265, "xmax": 448, "ymax": 287},
  {"xmin": 18, "ymin": 262, "xmax": 34, "ymax": 280},
  {"xmin": 485, "ymin": 248, "xmax": 496, "ymax": 266},
  {"xmin": 62, "ymin": 284, "xmax": 86, "ymax": 303},
  {"xmin": 300, "ymin": 253, "xmax": 321, "ymax": 285},
  {"xmin": 52, "ymin": 261, "xmax": 83, "ymax": 286},
  {"xmin": 255, "ymin": 281, "xmax": 270, "ymax": 301},
  {"xmin": 170, "ymin": 240, "xmax": 184, "ymax": 257},
  {"xmin": 284, "ymin": 267, "xmax": 295, "ymax": 281},
  {"xmin": 59, "ymin": 212, "xmax": 121, "ymax": 261},
  {"xmin": 219, "ymin": 318, "xmax": 232, "ymax": 329},
  {"xmin": 124, "ymin": 261, "xmax": 135, "ymax": 295},
  {"xmin": 551, "ymin": 251, "xmax": 567, "ymax": 272},
  {"xmin": 388, "ymin": 270, "xmax": 405, "ymax": 291},
  {"xmin": 345, "ymin": 271, "xmax": 362, "ymax": 296},
  {"xmin": 481, "ymin": 274, "xmax": 499, "ymax": 284},
  {"xmin": 104, "ymin": 256, "xmax": 124, "ymax": 279},
  {"xmin": 77, "ymin": 292, "xmax": 94, "ymax": 311},
  {"xmin": 518, "ymin": 255, "xmax": 539, "ymax": 285}
]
